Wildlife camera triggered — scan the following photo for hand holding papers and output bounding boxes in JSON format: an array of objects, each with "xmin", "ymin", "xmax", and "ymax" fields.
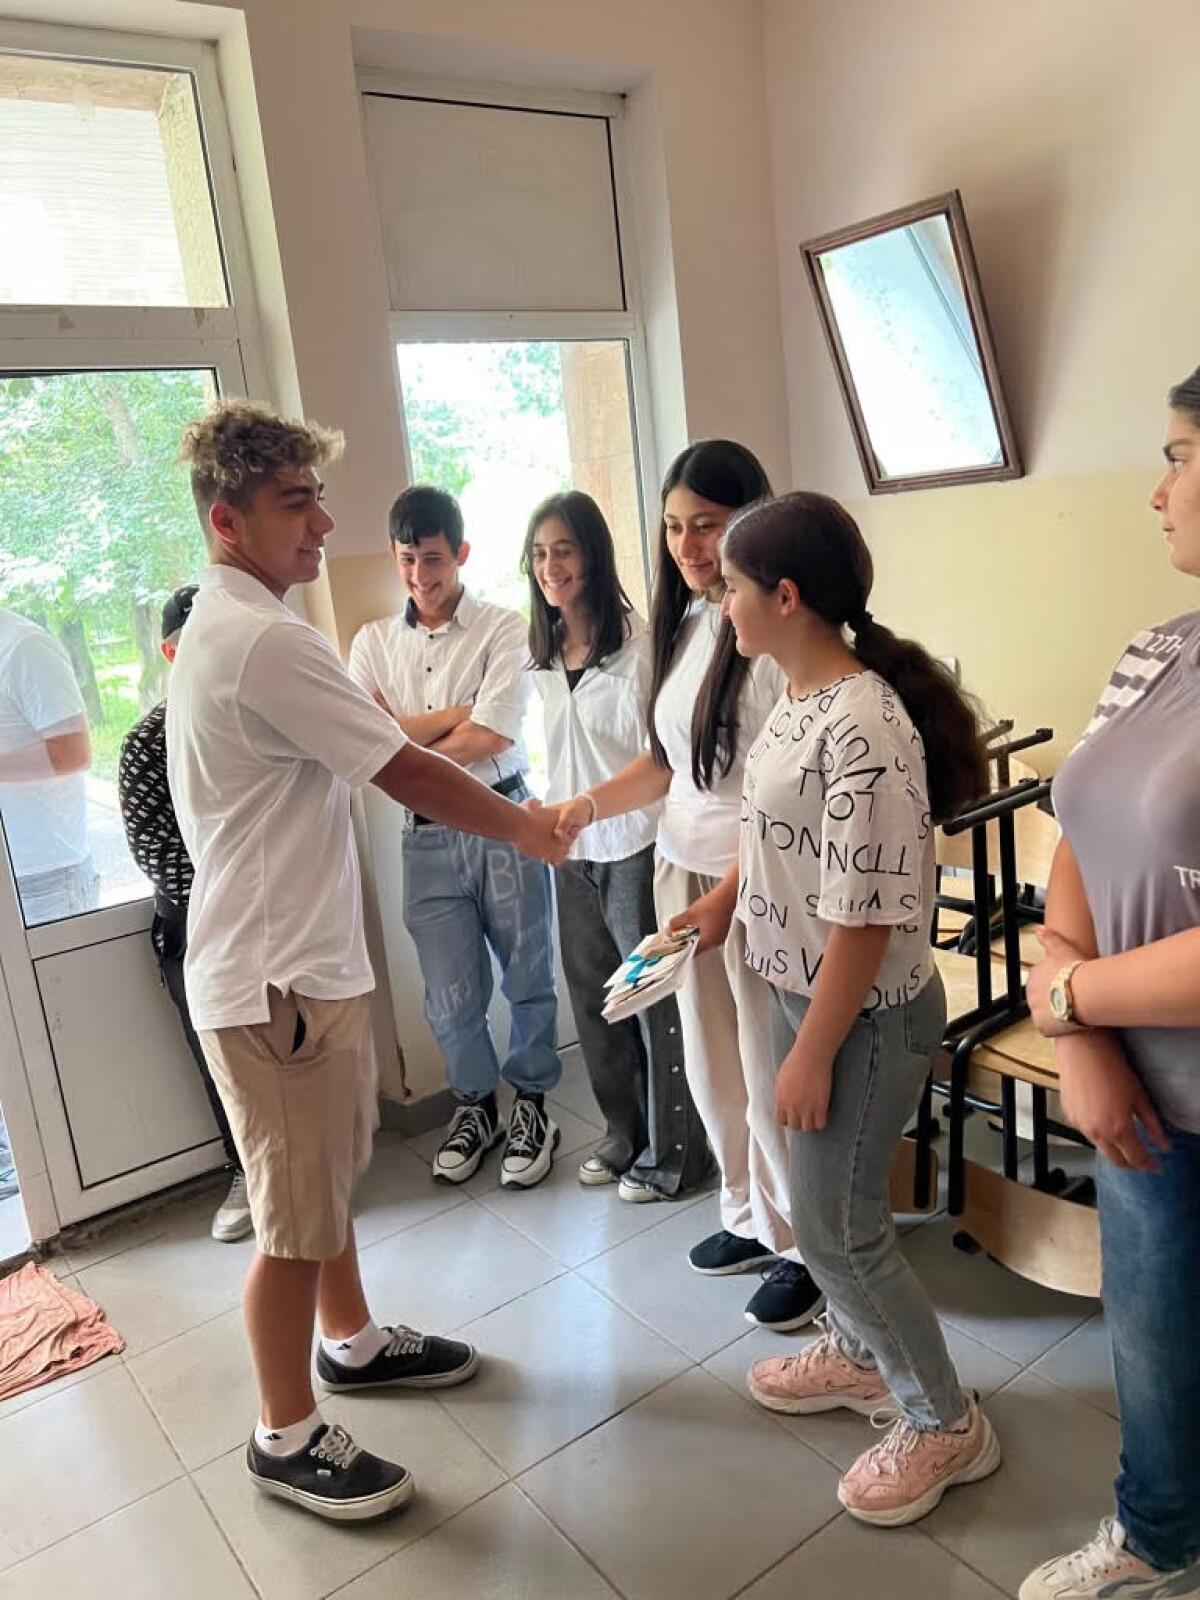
[{"xmin": 602, "ymin": 926, "xmax": 699, "ymax": 1025}]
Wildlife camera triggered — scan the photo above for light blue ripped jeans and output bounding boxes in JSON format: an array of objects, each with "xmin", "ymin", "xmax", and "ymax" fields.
[
  {"xmin": 772, "ymin": 973, "xmax": 967, "ymax": 1431},
  {"xmin": 402, "ymin": 807, "xmax": 560, "ymax": 1102}
]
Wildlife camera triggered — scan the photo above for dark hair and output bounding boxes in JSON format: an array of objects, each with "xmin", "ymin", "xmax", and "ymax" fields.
[
  {"xmin": 1168, "ymin": 366, "xmax": 1200, "ymax": 427},
  {"xmin": 646, "ymin": 440, "xmax": 773, "ymax": 787},
  {"xmin": 723, "ymin": 492, "xmax": 988, "ymax": 822},
  {"xmin": 521, "ymin": 491, "xmax": 633, "ymax": 671},
  {"xmin": 389, "ymin": 484, "xmax": 464, "ymax": 553}
]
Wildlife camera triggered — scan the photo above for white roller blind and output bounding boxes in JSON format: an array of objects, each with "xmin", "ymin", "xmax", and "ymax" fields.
[{"xmin": 363, "ymin": 93, "xmax": 625, "ymax": 314}]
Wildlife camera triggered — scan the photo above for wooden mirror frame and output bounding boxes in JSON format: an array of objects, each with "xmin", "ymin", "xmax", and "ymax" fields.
[{"xmin": 802, "ymin": 190, "xmax": 1022, "ymax": 495}]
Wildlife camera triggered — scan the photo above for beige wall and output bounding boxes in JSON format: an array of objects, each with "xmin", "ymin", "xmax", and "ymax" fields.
[{"xmin": 764, "ymin": 0, "xmax": 1196, "ymax": 763}]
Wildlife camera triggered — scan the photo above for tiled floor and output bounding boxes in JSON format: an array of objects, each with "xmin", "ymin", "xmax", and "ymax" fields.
[{"xmin": 0, "ymin": 1047, "xmax": 1116, "ymax": 1599}]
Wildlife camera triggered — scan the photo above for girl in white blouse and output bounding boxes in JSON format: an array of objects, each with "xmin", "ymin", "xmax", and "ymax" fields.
[
  {"xmin": 553, "ymin": 444, "xmax": 822, "ymax": 1332},
  {"xmin": 524, "ymin": 492, "xmax": 711, "ymax": 1199}
]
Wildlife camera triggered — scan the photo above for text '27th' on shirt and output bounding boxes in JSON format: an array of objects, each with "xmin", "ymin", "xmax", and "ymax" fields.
[
  {"xmin": 347, "ymin": 590, "xmax": 529, "ymax": 788},
  {"xmin": 1052, "ymin": 610, "xmax": 1200, "ymax": 1134},
  {"xmin": 737, "ymin": 670, "xmax": 936, "ymax": 1011},
  {"xmin": 166, "ymin": 566, "xmax": 407, "ymax": 1032}
]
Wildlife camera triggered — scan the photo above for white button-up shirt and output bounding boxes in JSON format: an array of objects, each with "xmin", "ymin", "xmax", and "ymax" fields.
[
  {"xmin": 348, "ymin": 588, "xmax": 529, "ymax": 786},
  {"xmin": 166, "ymin": 566, "xmax": 407, "ymax": 1031},
  {"xmin": 532, "ymin": 613, "xmax": 659, "ymax": 864}
]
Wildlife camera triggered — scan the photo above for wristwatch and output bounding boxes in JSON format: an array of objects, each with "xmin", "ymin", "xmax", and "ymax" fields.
[{"xmin": 1047, "ymin": 960, "xmax": 1085, "ymax": 1026}]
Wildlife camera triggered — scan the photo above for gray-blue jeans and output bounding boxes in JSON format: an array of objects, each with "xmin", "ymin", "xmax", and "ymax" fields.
[
  {"xmin": 772, "ymin": 974, "xmax": 967, "ymax": 1430},
  {"xmin": 402, "ymin": 809, "xmax": 560, "ymax": 1102}
]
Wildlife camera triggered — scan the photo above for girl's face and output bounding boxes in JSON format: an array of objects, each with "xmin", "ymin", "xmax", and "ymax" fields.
[
  {"xmin": 1151, "ymin": 409, "xmax": 1200, "ymax": 578},
  {"xmin": 663, "ymin": 486, "xmax": 734, "ymax": 595},
  {"xmin": 720, "ymin": 556, "xmax": 782, "ymax": 658},
  {"xmin": 530, "ymin": 515, "xmax": 587, "ymax": 611}
]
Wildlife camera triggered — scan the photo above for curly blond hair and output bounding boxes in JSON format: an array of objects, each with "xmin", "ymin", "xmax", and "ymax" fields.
[{"xmin": 181, "ymin": 400, "xmax": 345, "ymax": 522}]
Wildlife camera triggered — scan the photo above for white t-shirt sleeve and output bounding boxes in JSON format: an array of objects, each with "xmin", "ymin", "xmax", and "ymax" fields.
[
  {"xmin": 346, "ymin": 626, "xmax": 381, "ymax": 698},
  {"xmin": 10, "ymin": 633, "xmax": 88, "ymax": 734},
  {"xmin": 470, "ymin": 610, "xmax": 530, "ymax": 742},
  {"xmin": 240, "ymin": 622, "xmax": 407, "ymax": 788},
  {"xmin": 816, "ymin": 699, "xmax": 931, "ymax": 928}
]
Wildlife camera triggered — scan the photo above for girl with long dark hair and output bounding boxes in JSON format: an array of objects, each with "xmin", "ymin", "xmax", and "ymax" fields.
[
  {"xmin": 552, "ymin": 444, "xmax": 823, "ymax": 1332},
  {"xmin": 523, "ymin": 491, "xmax": 710, "ymax": 1198},
  {"xmin": 673, "ymin": 490, "xmax": 999, "ymax": 1527}
]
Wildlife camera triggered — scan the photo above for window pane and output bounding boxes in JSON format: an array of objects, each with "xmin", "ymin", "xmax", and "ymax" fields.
[
  {"xmin": 395, "ymin": 338, "xmax": 645, "ymax": 792},
  {"xmin": 0, "ymin": 54, "xmax": 227, "ymax": 307},
  {"xmin": 0, "ymin": 368, "xmax": 215, "ymax": 927}
]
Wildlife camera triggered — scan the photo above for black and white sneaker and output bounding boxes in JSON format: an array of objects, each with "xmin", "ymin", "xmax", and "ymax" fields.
[
  {"xmin": 500, "ymin": 1095, "xmax": 560, "ymax": 1189},
  {"xmin": 317, "ymin": 1325, "xmax": 480, "ymax": 1392},
  {"xmin": 246, "ymin": 1422, "xmax": 414, "ymax": 1523},
  {"xmin": 688, "ymin": 1230, "xmax": 777, "ymax": 1276},
  {"xmin": 432, "ymin": 1101, "xmax": 503, "ymax": 1184},
  {"xmin": 744, "ymin": 1260, "xmax": 825, "ymax": 1331}
]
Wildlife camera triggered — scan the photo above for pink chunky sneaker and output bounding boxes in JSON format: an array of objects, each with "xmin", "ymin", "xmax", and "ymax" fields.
[
  {"xmin": 747, "ymin": 1321, "xmax": 892, "ymax": 1416},
  {"xmin": 837, "ymin": 1394, "xmax": 1001, "ymax": 1526}
]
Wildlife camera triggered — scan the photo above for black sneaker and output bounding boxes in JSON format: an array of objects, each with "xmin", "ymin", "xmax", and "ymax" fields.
[
  {"xmin": 500, "ymin": 1095, "xmax": 560, "ymax": 1189},
  {"xmin": 432, "ymin": 1101, "xmax": 503, "ymax": 1184},
  {"xmin": 246, "ymin": 1422, "xmax": 414, "ymax": 1522},
  {"xmin": 317, "ymin": 1325, "xmax": 480, "ymax": 1392},
  {"xmin": 688, "ymin": 1230, "xmax": 777, "ymax": 1276},
  {"xmin": 744, "ymin": 1261, "xmax": 826, "ymax": 1331}
]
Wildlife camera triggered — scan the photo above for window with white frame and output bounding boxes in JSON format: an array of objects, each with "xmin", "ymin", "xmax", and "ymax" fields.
[{"xmin": 0, "ymin": 24, "xmax": 261, "ymax": 929}]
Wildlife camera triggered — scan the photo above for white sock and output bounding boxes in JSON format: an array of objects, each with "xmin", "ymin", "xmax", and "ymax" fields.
[
  {"xmin": 321, "ymin": 1318, "xmax": 390, "ymax": 1369},
  {"xmin": 254, "ymin": 1408, "xmax": 323, "ymax": 1458}
]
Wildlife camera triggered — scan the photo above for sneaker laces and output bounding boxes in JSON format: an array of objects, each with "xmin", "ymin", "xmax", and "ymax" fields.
[
  {"xmin": 1055, "ymin": 1520, "xmax": 1131, "ymax": 1584},
  {"xmin": 777, "ymin": 1313, "xmax": 836, "ymax": 1375},
  {"xmin": 505, "ymin": 1097, "xmax": 545, "ymax": 1159},
  {"xmin": 759, "ymin": 1259, "xmax": 810, "ymax": 1290},
  {"xmin": 382, "ymin": 1324, "xmax": 427, "ymax": 1359},
  {"xmin": 441, "ymin": 1103, "xmax": 492, "ymax": 1159},
  {"xmin": 863, "ymin": 1414, "xmax": 923, "ymax": 1476},
  {"xmin": 310, "ymin": 1424, "xmax": 361, "ymax": 1472}
]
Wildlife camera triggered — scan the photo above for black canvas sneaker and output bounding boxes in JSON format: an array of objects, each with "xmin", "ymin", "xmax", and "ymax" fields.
[
  {"xmin": 744, "ymin": 1260, "xmax": 826, "ymax": 1331},
  {"xmin": 432, "ymin": 1101, "xmax": 503, "ymax": 1184},
  {"xmin": 317, "ymin": 1325, "xmax": 480, "ymax": 1391},
  {"xmin": 246, "ymin": 1422, "xmax": 413, "ymax": 1522},
  {"xmin": 687, "ymin": 1230, "xmax": 777, "ymax": 1276},
  {"xmin": 499, "ymin": 1094, "xmax": 560, "ymax": 1189}
]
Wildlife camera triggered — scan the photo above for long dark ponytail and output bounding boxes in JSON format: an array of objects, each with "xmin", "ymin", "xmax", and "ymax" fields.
[
  {"xmin": 646, "ymin": 440, "xmax": 773, "ymax": 787},
  {"xmin": 723, "ymin": 492, "xmax": 987, "ymax": 822}
]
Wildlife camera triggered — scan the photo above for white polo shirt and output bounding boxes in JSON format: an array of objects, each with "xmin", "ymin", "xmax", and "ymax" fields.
[
  {"xmin": 166, "ymin": 566, "xmax": 407, "ymax": 1031},
  {"xmin": 532, "ymin": 614, "xmax": 659, "ymax": 864},
  {"xmin": 348, "ymin": 588, "xmax": 529, "ymax": 786}
]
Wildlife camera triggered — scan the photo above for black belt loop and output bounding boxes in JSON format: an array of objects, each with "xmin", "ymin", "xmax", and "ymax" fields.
[{"xmin": 411, "ymin": 771, "xmax": 526, "ymax": 829}]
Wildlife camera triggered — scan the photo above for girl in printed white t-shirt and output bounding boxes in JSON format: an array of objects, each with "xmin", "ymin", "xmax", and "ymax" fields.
[
  {"xmin": 553, "ymin": 442, "xmax": 823, "ymax": 1333},
  {"xmin": 675, "ymin": 491, "xmax": 1001, "ymax": 1529}
]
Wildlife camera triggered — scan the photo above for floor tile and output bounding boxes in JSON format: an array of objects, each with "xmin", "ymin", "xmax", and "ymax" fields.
[
  {"xmin": 338, "ymin": 1481, "xmax": 619, "ymax": 1599},
  {"xmin": 439, "ymin": 1272, "xmax": 689, "ymax": 1473},
  {"xmin": 900, "ymin": 1214, "xmax": 1098, "ymax": 1365},
  {"xmin": 740, "ymin": 1513, "xmax": 1007, "ymax": 1598},
  {"xmin": 1029, "ymin": 1312, "xmax": 1117, "ymax": 1418},
  {"xmin": 922, "ymin": 1371, "xmax": 1120, "ymax": 1596},
  {"xmin": 357, "ymin": 1203, "xmax": 563, "ymax": 1333},
  {"xmin": 519, "ymin": 1367, "xmax": 840, "ymax": 1600},
  {"xmin": 577, "ymin": 1195, "xmax": 765, "ymax": 1361},
  {"xmin": 73, "ymin": 1203, "xmax": 254, "ymax": 1357},
  {"xmin": 475, "ymin": 1140, "xmax": 701, "ymax": 1268},
  {"xmin": 126, "ymin": 1306, "xmax": 258, "ymax": 1470},
  {"xmin": 194, "ymin": 1391, "xmax": 504, "ymax": 1600},
  {"xmin": 705, "ymin": 1320, "xmax": 1020, "ymax": 1471},
  {"xmin": 351, "ymin": 1134, "xmax": 470, "ymax": 1249},
  {"xmin": 0, "ymin": 1364, "xmax": 180, "ymax": 1560},
  {"xmin": 59, "ymin": 1190, "xmax": 211, "ymax": 1274},
  {"xmin": 0, "ymin": 1479, "xmax": 254, "ymax": 1600}
]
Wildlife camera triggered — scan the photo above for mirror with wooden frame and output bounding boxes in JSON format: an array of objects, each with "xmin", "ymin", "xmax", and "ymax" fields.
[{"xmin": 802, "ymin": 191, "xmax": 1021, "ymax": 495}]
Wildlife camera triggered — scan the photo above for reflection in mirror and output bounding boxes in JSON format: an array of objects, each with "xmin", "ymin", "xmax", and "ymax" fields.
[{"xmin": 803, "ymin": 191, "xmax": 1020, "ymax": 494}]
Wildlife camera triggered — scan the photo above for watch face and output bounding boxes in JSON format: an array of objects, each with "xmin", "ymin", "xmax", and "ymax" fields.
[{"xmin": 1048, "ymin": 983, "xmax": 1067, "ymax": 1020}]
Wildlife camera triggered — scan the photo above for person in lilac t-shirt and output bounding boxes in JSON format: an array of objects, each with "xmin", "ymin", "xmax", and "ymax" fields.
[{"xmin": 1018, "ymin": 369, "xmax": 1200, "ymax": 1600}]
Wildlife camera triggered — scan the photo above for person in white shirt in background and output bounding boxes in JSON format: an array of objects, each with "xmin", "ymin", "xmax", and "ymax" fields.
[
  {"xmin": 348, "ymin": 486, "xmax": 561, "ymax": 1191},
  {"xmin": 0, "ymin": 608, "xmax": 96, "ymax": 1199},
  {"xmin": 168, "ymin": 402, "xmax": 564, "ymax": 1525},
  {"xmin": 523, "ymin": 490, "xmax": 712, "ymax": 1201},
  {"xmin": 677, "ymin": 491, "xmax": 999, "ymax": 1529},
  {"xmin": 551, "ymin": 442, "xmax": 823, "ymax": 1333}
]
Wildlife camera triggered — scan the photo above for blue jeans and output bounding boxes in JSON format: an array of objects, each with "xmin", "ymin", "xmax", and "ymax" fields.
[
  {"xmin": 402, "ymin": 809, "xmax": 560, "ymax": 1102},
  {"xmin": 773, "ymin": 974, "xmax": 967, "ymax": 1431},
  {"xmin": 1098, "ymin": 1121, "xmax": 1200, "ymax": 1572}
]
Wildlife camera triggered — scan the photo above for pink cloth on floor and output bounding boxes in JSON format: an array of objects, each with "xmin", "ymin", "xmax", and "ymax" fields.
[{"xmin": 0, "ymin": 1262, "xmax": 123, "ymax": 1401}]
